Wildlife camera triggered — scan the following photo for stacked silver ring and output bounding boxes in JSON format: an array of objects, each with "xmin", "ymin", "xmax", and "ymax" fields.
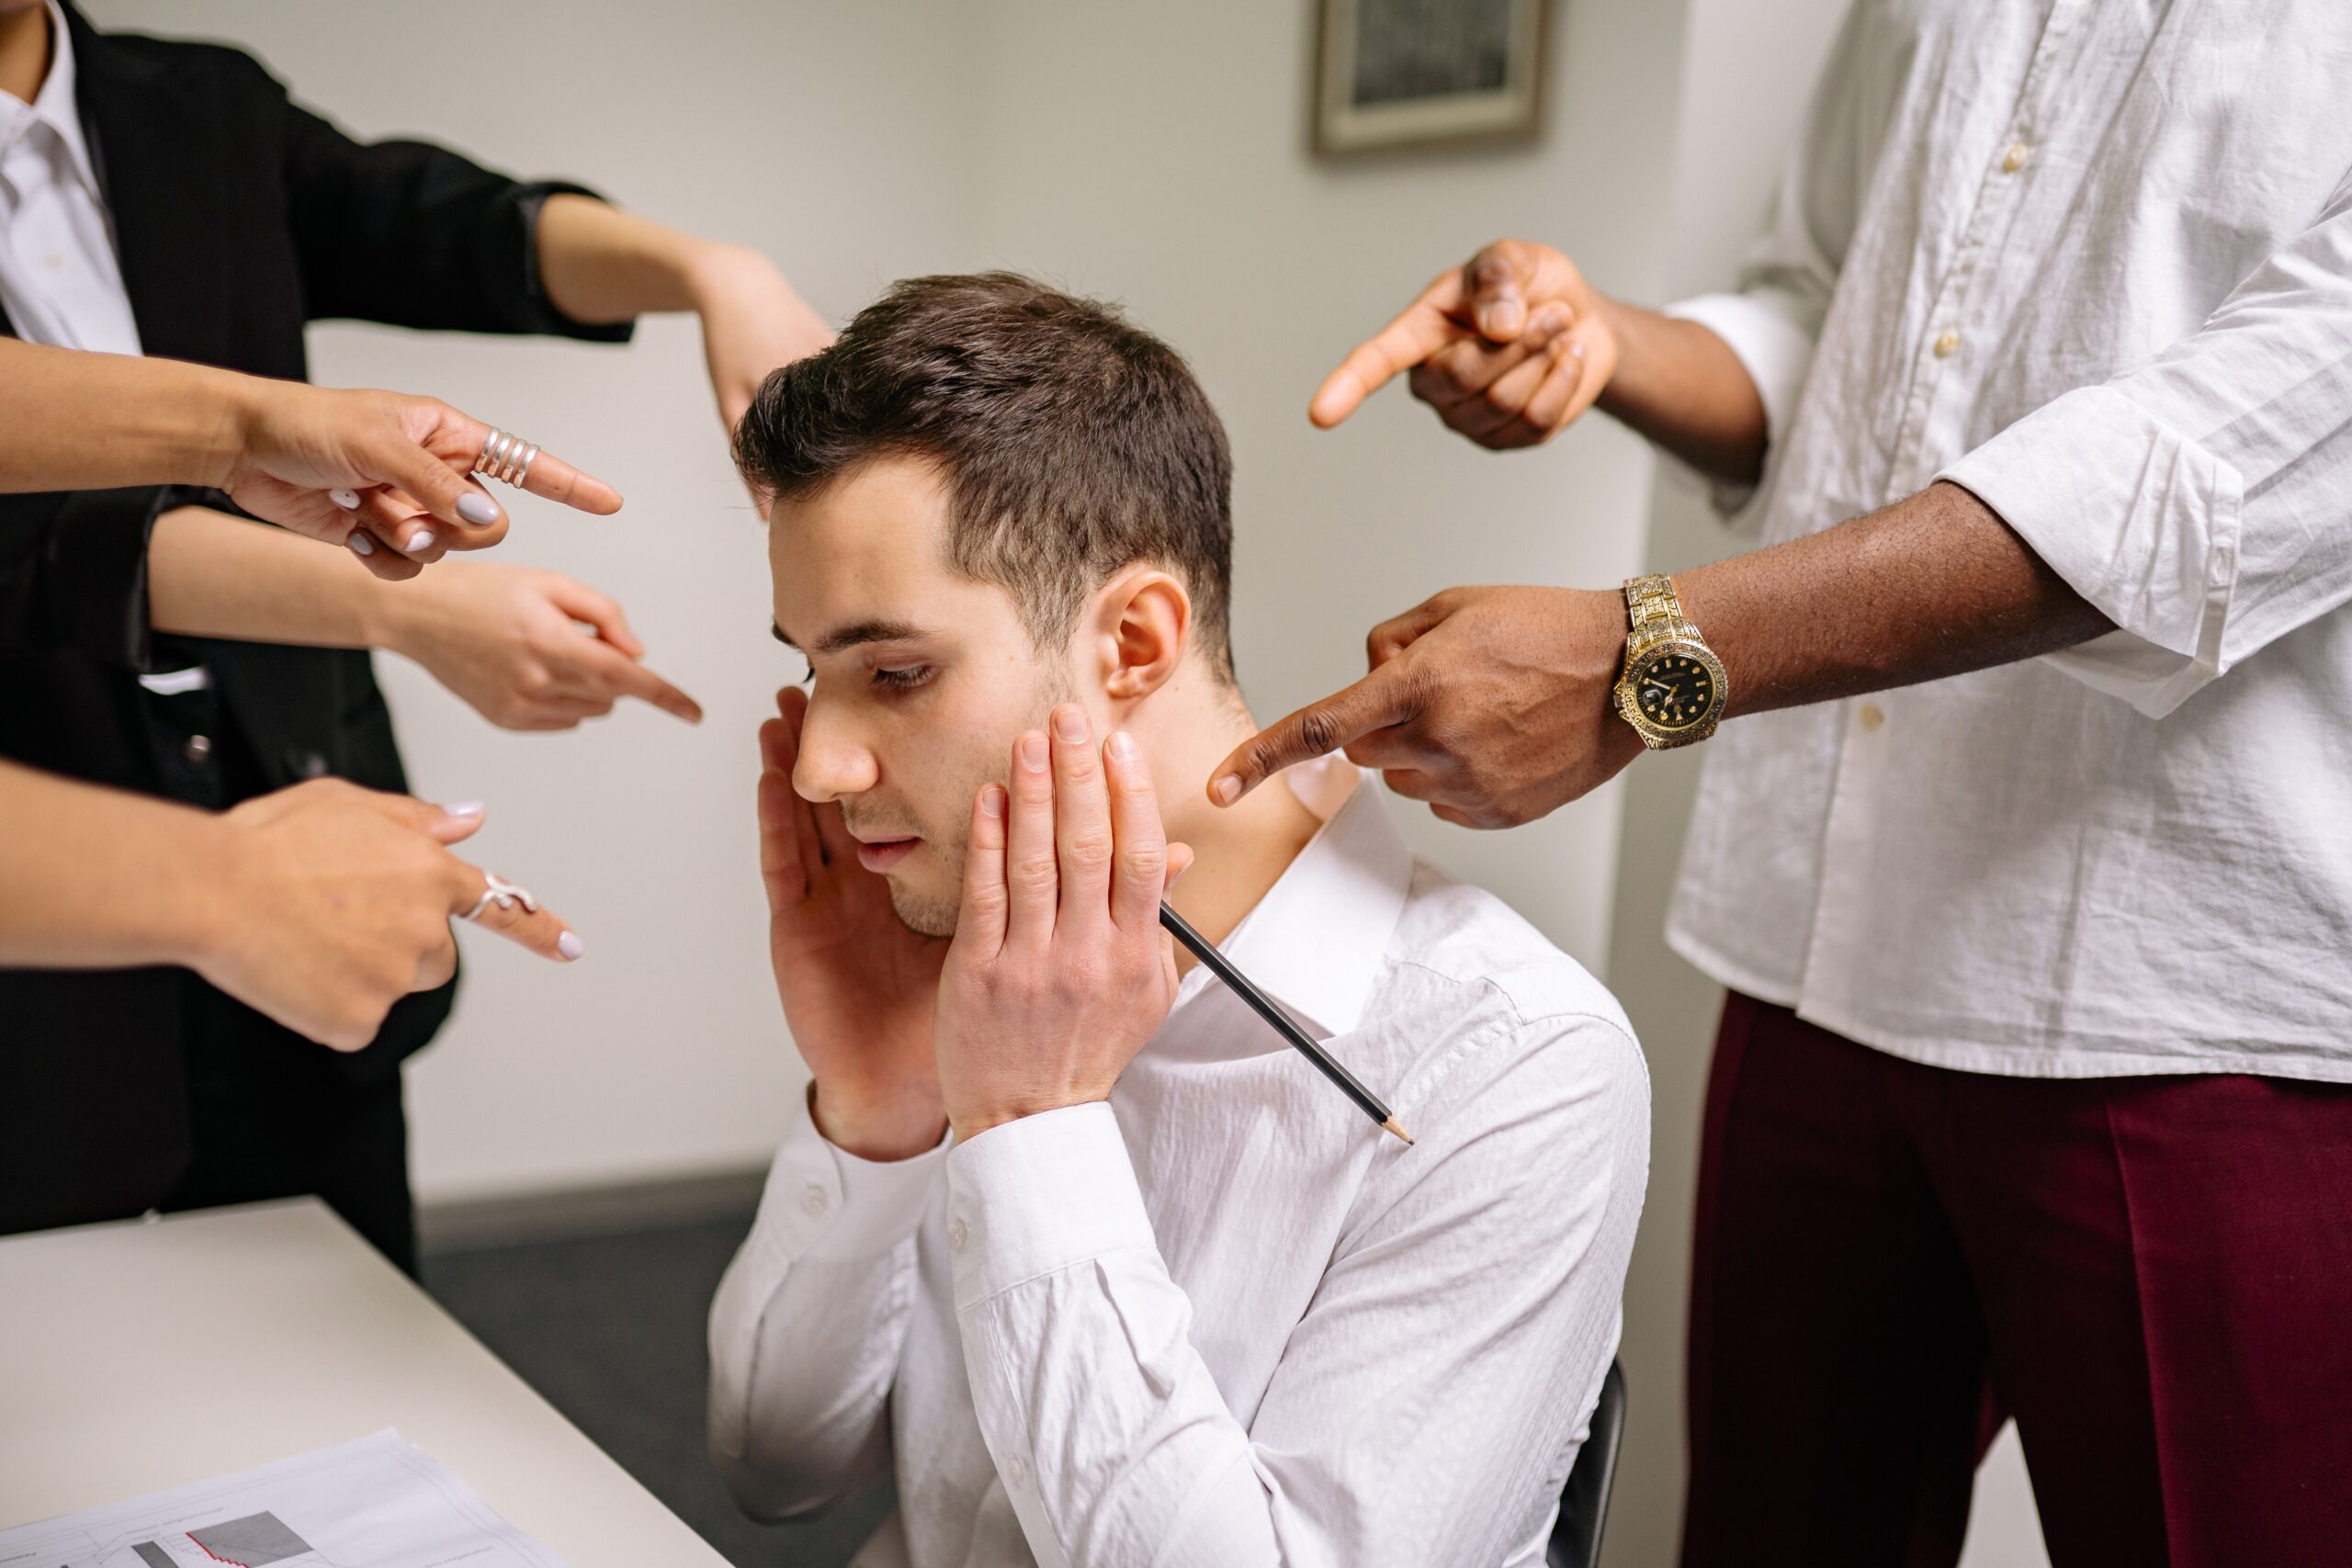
[{"xmin": 473, "ymin": 428, "xmax": 539, "ymax": 489}]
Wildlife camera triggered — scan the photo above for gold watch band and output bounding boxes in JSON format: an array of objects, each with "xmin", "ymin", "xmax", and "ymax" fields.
[{"xmin": 1623, "ymin": 572, "xmax": 1688, "ymax": 639}]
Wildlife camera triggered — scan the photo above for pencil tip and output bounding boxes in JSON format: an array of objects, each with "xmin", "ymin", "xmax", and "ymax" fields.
[{"xmin": 1382, "ymin": 1115, "xmax": 1413, "ymax": 1146}]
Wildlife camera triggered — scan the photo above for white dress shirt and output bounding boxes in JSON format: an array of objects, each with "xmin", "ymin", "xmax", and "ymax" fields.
[
  {"xmin": 708, "ymin": 758, "xmax": 1649, "ymax": 1568},
  {"xmin": 1660, "ymin": 0, "xmax": 2352, "ymax": 1082},
  {"xmin": 0, "ymin": 0, "xmax": 139, "ymax": 355}
]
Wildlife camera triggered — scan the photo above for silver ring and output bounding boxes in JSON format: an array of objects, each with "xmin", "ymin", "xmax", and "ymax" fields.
[
  {"xmin": 459, "ymin": 871, "xmax": 539, "ymax": 923},
  {"xmin": 472, "ymin": 428, "xmax": 538, "ymax": 488}
]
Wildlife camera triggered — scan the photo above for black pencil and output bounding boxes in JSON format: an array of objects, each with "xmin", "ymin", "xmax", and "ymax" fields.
[{"xmin": 1159, "ymin": 901, "xmax": 1412, "ymax": 1145}]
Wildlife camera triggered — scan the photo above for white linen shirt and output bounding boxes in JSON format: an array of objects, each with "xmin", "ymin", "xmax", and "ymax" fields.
[
  {"xmin": 1661, "ymin": 0, "xmax": 2352, "ymax": 1081},
  {"xmin": 707, "ymin": 759, "xmax": 1649, "ymax": 1568},
  {"xmin": 0, "ymin": 0, "xmax": 139, "ymax": 355}
]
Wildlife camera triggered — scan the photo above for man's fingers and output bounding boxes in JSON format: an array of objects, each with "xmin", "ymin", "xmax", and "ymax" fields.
[
  {"xmin": 444, "ymin": 854, "xmax": 582, "ymax": 962},
  {"xmin": 1307, "ymin": 268, "xmax": 1470, "ymax": 430},
  {"xmin": 758, "ymin": 762, "xmax": 810, "ymax": 906},
  {"xmin": 956, "ymin": 783, "xmax": 1011, "ymax": 956},
  {"xmin": 1515, "ymin": 339, "xmax": 1594, "ymax": 440},
  {"xmin": 1466, "ymin": 243, "xmax": 1532, "ymax": 339},
  {"xmin": 1103, "ymin": 728, "xmax": 1169, "ymax": 933},
  {"xmin": 759, "ymin": 714, "xmax": 827, "ymax": 886},
  {"xmin": 1366, "ymin": 601, "xmax": 1447, "ymax": 668},
  {"xmin": 1004, "ymin": 728, "xmax": 1058, "ymax": 943},
  {"xmin": 1453, "ymin": 332, "xmax": 1580, "ymax": 443},
  {"xmin": 1047, "ymin": 704, "xmax": 1113, "ymax": 932},
  {"xmin": 1207, "ymin": 662, "xmax": 1420, "ymax": 807},
  {"xmin": 1408, "ymin": 304, "xmax": 1572, "ymax": 412}
]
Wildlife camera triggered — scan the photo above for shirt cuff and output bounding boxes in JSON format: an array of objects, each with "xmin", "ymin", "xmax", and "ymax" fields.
[
  {"xmin": 1661, "ymin": 289, "xmax": 1819, "ymax": 517},
  {"xmin": 744, "ymin": 1088, "xmax": 950, "ymax": 1267},
  {"xmin": 1937, "ymin": 384, "xmax": 2245, "ymax": 718},
  {"xmin": 945, "ymin": 1102, "xmax": 1155, "ymax": 1312}
]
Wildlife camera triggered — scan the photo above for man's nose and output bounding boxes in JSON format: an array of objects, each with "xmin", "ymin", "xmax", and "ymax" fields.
[{"xmin": 791, "ymin": 704, "xmax": 879, "ymax": 803}]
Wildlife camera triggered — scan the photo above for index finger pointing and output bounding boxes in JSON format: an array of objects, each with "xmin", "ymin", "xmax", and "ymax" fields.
[
  {"xmin": 445, "ymin": 856, "xmax": 582, "ymax": 963},
  {"xmin": 1206, "ymin": 661, "xmax": 1421, "ymax": 807},
  {"xmin": 1308, "ymin": 268, "xmax": 1472, "ymax": 430}
]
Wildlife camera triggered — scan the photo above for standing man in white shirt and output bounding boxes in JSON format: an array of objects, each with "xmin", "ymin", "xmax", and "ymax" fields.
[
  {"xmin": 1205, "ymin": 3, "xmax": 2352, "ymax": 1566},
  {"xmin": 707, "ymin": 274, "xmax": 1649, "ymax": 1568}
]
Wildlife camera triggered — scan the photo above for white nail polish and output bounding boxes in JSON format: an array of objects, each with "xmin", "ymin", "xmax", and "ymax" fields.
[
  {"xmin": 558, "ymin": 931, "xmax": 585, "ymax": 961},
  {"xmin": 346, "ymin": 531, "xmax": 375, "ymax": 557},
  {"xmin": 330, "ymin": 489, "xmax": 360, "ymax": 511},
  {"xmin": 403, "ymin": 528, "xmax": 434, "ymax": 553},
  {"xmin": 445, "ymin": 799, "xmax": 486, "ymax": 818},
  {"xmin": 457, "ymin": 492, "xmax": 500, "ymax": 526}
]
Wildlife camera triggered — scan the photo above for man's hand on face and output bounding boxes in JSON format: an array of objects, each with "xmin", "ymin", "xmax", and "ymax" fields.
[
  {"xmin": 1209, "ymin": 586, "xmax": 1645, "ymax": 829},
  {"xmin": 761, "ymin": 685, "xmax": 951, "ymax": 1160},
  {"xmin": 933, "ymin": 705, "xmax": 1191, "ymax": 1143},
  {"xmin": 1308, "ymin": 238, "xmax": 1620, "ymax": 450}
]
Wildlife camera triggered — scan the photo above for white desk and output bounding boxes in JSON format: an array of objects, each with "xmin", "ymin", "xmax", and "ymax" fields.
[{"xmin": 0, "ymin": 1199, "xmax": 728, "ymax": 1565}]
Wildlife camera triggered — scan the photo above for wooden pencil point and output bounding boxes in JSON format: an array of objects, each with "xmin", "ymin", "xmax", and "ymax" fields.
[{"xmin": 1382, "ymin": 1116, "xmax": 1413, "ymax": 1146}]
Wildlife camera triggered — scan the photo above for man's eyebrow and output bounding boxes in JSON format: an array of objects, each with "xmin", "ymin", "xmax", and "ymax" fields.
[{"xmin": 769, "ymin": 616, "xmax": 932, "ymax": 654}]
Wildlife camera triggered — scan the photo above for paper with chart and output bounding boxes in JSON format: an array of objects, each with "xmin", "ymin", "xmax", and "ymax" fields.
[{"xmin": 0, "ymin": 1429, "xmax": 571, "ymax": 1568}]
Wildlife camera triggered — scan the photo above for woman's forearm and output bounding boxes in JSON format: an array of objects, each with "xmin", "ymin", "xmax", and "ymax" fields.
[
  {"xmin": 148, "ymin": 507, "xmax": 393, "ymax": 649},
  {"xmin": 0, "ymin": 761, "xmax": 232, "ymax": 970},
  {"xmin": 535, "ymin": 192, "xmax": 739, "ymax": 321},
  {"xmin": 0, "ymin": 342, "xmax": 254, "ymax": 493}
]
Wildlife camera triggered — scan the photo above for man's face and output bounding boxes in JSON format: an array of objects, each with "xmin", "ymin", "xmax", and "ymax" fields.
[{"xmin": 768, "ymin": 457, "xmax": 1071, "ymax": 935}]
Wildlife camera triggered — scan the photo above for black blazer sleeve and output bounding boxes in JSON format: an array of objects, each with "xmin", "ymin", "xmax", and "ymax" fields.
[
  {"xmin": 238, "ymin": 53, "xmax": 634, "ymax": 344},
  {"xmin": 0, "ymin": 486, "xmax": 168, "ymax": 668}
]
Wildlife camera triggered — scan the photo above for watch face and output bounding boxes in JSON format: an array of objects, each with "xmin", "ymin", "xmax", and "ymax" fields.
[{"xmin": 1631, "ymin": 650, "xmax": 1716, "ymax": 731}]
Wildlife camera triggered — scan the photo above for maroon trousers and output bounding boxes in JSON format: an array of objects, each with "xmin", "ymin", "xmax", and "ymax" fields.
[{"xmin": 1680, "ymin": 993, "xmax": 2352, "ymax": 1568}]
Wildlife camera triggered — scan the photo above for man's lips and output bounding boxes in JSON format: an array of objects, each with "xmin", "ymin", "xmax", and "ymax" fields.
[{"xmin": 853, "ymin": 836, "xmax": 921, "ymax": 873}]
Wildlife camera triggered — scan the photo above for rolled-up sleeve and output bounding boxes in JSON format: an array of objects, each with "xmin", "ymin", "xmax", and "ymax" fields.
[{"xmin": 1939, "ymin": 173, "xmax": 2352, "ymax": 718}]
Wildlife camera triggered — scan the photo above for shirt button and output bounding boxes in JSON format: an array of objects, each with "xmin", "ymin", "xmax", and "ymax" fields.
[
  {"xmin": 799, "ymin": 1183, "xmax": 828, "ymax": 1218},
  {"xmin": 1003, "ymin": 1456, "xmax": 1029, "ymax": 1488},
  {"xmin": 183, "ymin": 734, "xmax": 213, "ymax": 765},
  {"xmin": 1858, "ymin": 702, "xmax": 1886, "ymax": 732},
  {"xmin": 947, "ymin": 1217, "xmax": 968, "ymax": 1254},
  {"xmin": 41, "ymin": 251, "xmax": 62, "ymax": 270},
  {"xmin": 2001, "ymin": 141, "xmax": 2031, "ymax": 174},
  {"xmin": 1932, "ymin": 330, "xmax": 1961, "ymax": 358}
]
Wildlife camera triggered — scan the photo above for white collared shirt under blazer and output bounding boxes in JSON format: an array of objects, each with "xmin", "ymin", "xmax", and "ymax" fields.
[
  {"xmin": 707, "ymin": 760, "xmax": 1649, "ymax": 1568},
  {"xmin": 1661, "ymin": 0, "xmax": 2352, "ymax": 1081}
]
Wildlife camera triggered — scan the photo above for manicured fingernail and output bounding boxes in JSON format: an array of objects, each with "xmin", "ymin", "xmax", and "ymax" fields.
[
  {"xmin": 1212, "ymin": 774, "xmax": 1241, "ymax": 805},
  {"xmin": 457, "ymin": 491, "xmax": 500, "ymax": 526},
  {"xmin": 1019, "ymin": 731, "xmax": 1048, "ymax": 770},
  {"xmin": 1107, "ymin": 729, "xmax": 1137, "ymax": 761},
  {"xmin": 1054, "ymin": 705, "xmax": 1089, "ymax": 743},
  {"xmin": 446, "ymin": 799, "xmax": 486, "ymax": 818},
  {"xmin": 558, "ymin": 931, "xmax": 585, "ymax": 961},
  {"xmin": 346, "ymin": 531, "xmax": 375, "ymax": 557},
  {"xmin": 403, "ymin": 527, "xmax": 434, "ymax": 553},
  {"xmin": 330, "ymin": 489, "xmax": 360, "ymax": 511}
]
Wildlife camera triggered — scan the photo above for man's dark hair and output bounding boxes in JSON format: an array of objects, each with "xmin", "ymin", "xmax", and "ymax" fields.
[{"xmin": 734, "ymin": 273, "xmax": 1236, "ymax": 682}]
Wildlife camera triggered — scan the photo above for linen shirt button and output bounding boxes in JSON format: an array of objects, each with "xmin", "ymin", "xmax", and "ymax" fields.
[
  {"xmin": 1858, "ymin": 702, "xmax": 1886, "ymax": 732},
  {"xmin": 948, "ymin": 1217, "xmax": 968, "ymax": 1254},
  {"xmin": 800, "ymin": 1183, "xmax": 828, "ymax": 1218},
  {"xmin": 2001, "ymin": 141, "xmax": 2031, "ymax": 173},
  {"xmin": 1004, "ymin": 1456, "xmax": 1029, "ymax": 1488},
  {"xmin": 1932, "ymin": 330, "xmax": 1960, "ymax": 358}
]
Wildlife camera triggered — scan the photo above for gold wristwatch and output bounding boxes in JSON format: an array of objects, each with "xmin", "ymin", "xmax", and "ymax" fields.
[{"xmin": 1613, "ymin": 573, "xmax": 1728, "ymax": 749}]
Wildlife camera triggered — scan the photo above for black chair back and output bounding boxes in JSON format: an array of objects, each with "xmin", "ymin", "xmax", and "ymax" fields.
[{"xmin": 1545, "ymin": 1359, "xmax": 1627, "ymax": 1568}]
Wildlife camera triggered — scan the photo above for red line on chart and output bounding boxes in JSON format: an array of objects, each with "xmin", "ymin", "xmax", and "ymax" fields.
[{"xmin": 188, "ymin": 1535, "xmax": 252, "ymax": 1568}]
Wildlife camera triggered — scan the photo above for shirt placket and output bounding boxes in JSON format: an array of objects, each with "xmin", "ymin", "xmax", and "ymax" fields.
[{"xmin": 1794, "ymin": 0, "xmax": 2087, "ymax": 1030}]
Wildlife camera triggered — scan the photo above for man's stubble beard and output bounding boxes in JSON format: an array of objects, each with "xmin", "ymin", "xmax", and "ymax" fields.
[{"xmin": 881, "ymin": 665, "xmax": 1077, "ymax": 941}]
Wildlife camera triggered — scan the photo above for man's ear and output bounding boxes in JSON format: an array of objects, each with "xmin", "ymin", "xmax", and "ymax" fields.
[{"xmin": 1089, "ymin": 568, "xmax": 1192, "ymax": 702}]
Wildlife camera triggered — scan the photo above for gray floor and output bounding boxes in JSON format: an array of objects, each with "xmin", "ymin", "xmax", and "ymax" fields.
[{"xmin": 424, "ymin": 1215, "xmax": 897, "ymax": 1568}]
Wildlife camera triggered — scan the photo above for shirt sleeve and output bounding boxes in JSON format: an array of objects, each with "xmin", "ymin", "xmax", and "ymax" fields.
[
  {"xmin": 945, "ymin": 1016, "xmax": 1649, "ymax": 1568},
  {"xmin": 230, "ymin": 51, "xmax": 634, "ymax": 342},
  {"xmin": 1659, "ymin": 2, "xmax": 1885, "ymax": 519},
  {"xmin": 1938, "ymin": 169, "xmax": 2352, "ymax": 718},
  {"xmin": 707, "ymin": 1089, "xmax": 951, "ymax": 1521},
  {"xmin": 0, "ymin": 485, "xmax": 170, "ymax": 668}
]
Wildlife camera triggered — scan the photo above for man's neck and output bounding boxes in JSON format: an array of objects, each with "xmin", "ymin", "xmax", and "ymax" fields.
[
  {"xmin": 1133, "ymin": 670, "xmax": 1327, "ymax": 953},
  {"xmin": 0, "ymin": 4, "xmax": 52, "ymax": 109}
]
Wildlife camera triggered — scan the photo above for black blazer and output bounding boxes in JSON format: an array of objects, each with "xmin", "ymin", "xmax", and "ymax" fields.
[{"xmin": 0, "ymin": 5, "xmax": 631, "ymax": 1233}]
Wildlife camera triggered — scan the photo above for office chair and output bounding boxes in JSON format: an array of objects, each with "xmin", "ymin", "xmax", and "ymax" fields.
[{"xmin": 1546, "ymin": 1359, "xmax": 1627, "ymax": 1568}]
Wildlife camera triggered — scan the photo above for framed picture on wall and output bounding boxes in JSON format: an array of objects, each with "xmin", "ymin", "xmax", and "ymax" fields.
[{"xmin": 1312, "ymin": 0, "xmax": 1547, "ymax": 156}]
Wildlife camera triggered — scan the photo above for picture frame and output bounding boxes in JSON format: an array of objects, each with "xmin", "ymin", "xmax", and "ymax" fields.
[{"xmin": 1312, "ymin": 0, "xmax": 1548, "ymax": 157}]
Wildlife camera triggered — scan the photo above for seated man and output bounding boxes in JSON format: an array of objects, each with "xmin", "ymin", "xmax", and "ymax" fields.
[{"xmin": 707, "ymin": 273, "xmax": 1649, "ymax": 1568}]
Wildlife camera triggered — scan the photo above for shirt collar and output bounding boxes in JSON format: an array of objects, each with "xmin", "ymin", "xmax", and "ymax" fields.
[
  {"xmin": 1182, "ymin": 754, "xmax": 1414, "ymax": 1041},
  {"xmin": 0, "ymin": 2, "xmax": 99, "ymax": 197}
]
